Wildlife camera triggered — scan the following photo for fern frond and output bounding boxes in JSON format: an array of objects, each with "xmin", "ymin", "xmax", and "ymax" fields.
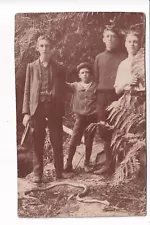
[
  {"xmin": 108, "ymin": 109, "xmax": 122, "ymax": 124},
  {"xmin": 128, "ymin": 140, "xmax": 146, "ymax": 156},
  {"xmin": 116, "ymin": 111, "xmax": 131, "ymax": 129},
  {"xmin": 114, "ymin": 109, "xmax": 129, "ymax": 127},
  {"xmin": 112, "ymin": 139, "xmax": 145, "ymax": 186},
  {"xmin": 131, "ymin": 48, "xmax": 145, "ymax": 90},
  {"xmin": 126, "ymin": 114, "xmax": 141, "ymax": 133},
  {"xmin": 112, "ymin": 157, "xmax": 140, "ymax": 186},
  {"xmin": 120, "ymin": 113, "xmax": 137, "ymax": 132},
  {"xmin": 107, "ymin": 100, "xmax": 120, "ymax": 112},
  {"xmin": 111, "ymin": 130, "xmax": 124, "ymax": 147}
]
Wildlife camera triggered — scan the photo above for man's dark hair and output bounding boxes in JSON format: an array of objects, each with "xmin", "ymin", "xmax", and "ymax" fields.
[{"xmin": 103, "ymin": 24, "xmax": 120, "ymax": 38}]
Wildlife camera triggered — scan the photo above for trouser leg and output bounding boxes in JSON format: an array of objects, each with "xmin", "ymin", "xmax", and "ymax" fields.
[
  {"xmin": 32, "ymin": 114, "xmax": 46, "ymax": 179},
  {"xmin": 84, "ymin": 115, "xmax": 97, "ymax": 166},
  {"xmin": 48, "ymin": 115, "xmax": 64, "ymax": 177},
  {"xmin": 66, "ymin": 146, "xmax": 76, "ymax": 167},
  {"xmin": 84, "ymin": 133, "xmax": 95, "ymax": 166},
  {"xmin": 65, "ymin": 115, "xmax": 85, "ymax": 170}
]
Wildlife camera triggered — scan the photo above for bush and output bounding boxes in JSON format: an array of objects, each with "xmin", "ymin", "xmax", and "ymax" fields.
[{"xmin": 107, "ymin": 48, "xmax": 146, "ymax": 185}]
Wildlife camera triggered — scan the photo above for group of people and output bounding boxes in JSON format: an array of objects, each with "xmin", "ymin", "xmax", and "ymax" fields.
[{"xmin": 22, "ymin": 25, "xmax": 141, "ymax": 183}]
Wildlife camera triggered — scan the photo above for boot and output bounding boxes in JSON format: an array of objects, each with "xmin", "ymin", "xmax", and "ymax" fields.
[
  {"xmin": 64, "ymin": 163, "xmax": 73, "ymax": 173},
  {"xmin": 84, "ymin": 165, "xmax": 92, "ymax": 173}
]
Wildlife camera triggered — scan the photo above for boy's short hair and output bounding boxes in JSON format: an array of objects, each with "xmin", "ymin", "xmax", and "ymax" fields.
[
  {"xmin": 37, "ymin": 35, "xmax": 51, "ymax": 44},
  {"xmin": 77, "ymin": 62, "xmax": 92, "ymax": 73},
  {"xmin": 103, "ymin": 24, "xmax": 120, "ymax": 38}
]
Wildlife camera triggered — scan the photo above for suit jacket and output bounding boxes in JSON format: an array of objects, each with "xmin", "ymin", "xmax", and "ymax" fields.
[{"xmin": 22, "ymin": 58, "xmax": 66, "ymax": 116}]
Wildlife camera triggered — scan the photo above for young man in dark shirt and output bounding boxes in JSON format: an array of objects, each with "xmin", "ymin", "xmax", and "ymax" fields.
[
  {"xmin": 94, "ymin": 26, "xmax": 126, "ymax": 174},
  {"xmin": 64, "ymin": 62, "xmax": 98, "ymax": 173}
]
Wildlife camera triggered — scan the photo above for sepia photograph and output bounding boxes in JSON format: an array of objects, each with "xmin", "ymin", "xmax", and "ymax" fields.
[{"xmin": 15, "ymin": 11, "xmax": 146, "ymax": 218}]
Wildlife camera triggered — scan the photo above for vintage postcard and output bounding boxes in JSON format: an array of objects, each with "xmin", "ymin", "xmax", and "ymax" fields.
[
  {"xmin": 15, "ymin": 11, "xmax": 147, "ymax": 218},
  {"xmin": 0, "ymin": 0, "xmax": 149, "ymax": 225}
]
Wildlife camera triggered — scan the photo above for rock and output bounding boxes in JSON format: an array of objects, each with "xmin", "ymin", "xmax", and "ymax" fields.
[{"xmin": 64, "ymin": 141, "xmax": 105, "ymax": 170}]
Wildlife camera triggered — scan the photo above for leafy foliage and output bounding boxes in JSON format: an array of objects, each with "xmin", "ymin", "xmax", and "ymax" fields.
[
  {"xmin": 107, "ymin": 48, "xmax": 146, "ymax": 185},
  {"xmin": 15, "ymin": 12, "xmax": 145, "ymax": 124}
]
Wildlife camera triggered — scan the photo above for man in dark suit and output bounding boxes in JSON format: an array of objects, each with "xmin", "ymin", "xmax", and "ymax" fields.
[{"xmin": 22, "ymin": 35, "xmax": 65, "ymax": 183}]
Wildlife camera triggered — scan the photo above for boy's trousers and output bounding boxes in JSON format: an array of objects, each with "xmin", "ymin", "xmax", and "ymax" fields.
[
  {"xmin": 31, "ymin": 101, "xmax": 63, "ymax": 179},
  {"xmin": 66, "ymin": 114, "xmax": 97, "ymax": 166}
]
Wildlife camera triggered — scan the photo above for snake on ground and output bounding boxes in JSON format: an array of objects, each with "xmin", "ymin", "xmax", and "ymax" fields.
[{"xmin": 19, "ymin": 181, "xmax": 110, "ymax": 206}]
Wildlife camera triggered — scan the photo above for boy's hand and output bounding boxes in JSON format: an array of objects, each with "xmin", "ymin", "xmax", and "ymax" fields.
[{"xmin": 23, "ymin": 114, "xmax": 30, "ymax": 127}]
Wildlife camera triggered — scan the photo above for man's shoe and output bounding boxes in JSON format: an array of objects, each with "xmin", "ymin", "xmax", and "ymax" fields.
[
  {"xmin": 84, "ymin": 165, "xmax": 92, "ymax": 173},
  {"xmin": 64, "ymin": 164, "xmax": 73, "ymax": 173}
]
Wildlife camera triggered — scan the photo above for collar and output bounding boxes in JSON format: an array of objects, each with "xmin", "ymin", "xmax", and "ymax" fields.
[
  {"xmin": 78, "ymin": 81, "xmax": 93, "ymax": 91},
  {"xmin": 105, "ymin": 48, "xmax": 119, "ymax": 54},
  {"xmin": 40, "ymin": 57, "xmax": 52, "ymax": 67},
  {"xmin": 35, "ymin": 58, "xmax": 53, "ymax": 67}
]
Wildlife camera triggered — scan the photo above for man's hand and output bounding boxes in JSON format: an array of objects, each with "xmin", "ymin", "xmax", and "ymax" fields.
[
  {"xmin": 130, "ymin": 76, "xmax": 138, "ymax": 86},
  {"xmin": 86, "ymin": 123, "xmax": 97, "ymax": 133},
  {"xmin": 23, "ymin": 114, "xmax": 30, "ymax": 127},
  {"xmin": 86, "ymin": 121, "xmax": 114, "ymax": 133}
]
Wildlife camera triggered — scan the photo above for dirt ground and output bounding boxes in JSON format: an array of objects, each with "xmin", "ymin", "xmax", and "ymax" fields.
[
  {"xmin": 18, "ymin": 171, "xmax": 146, "ymax": 218},
  {"xmin": 18, "ymin": 142, "xmax": 146, "ymax": 218}
]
